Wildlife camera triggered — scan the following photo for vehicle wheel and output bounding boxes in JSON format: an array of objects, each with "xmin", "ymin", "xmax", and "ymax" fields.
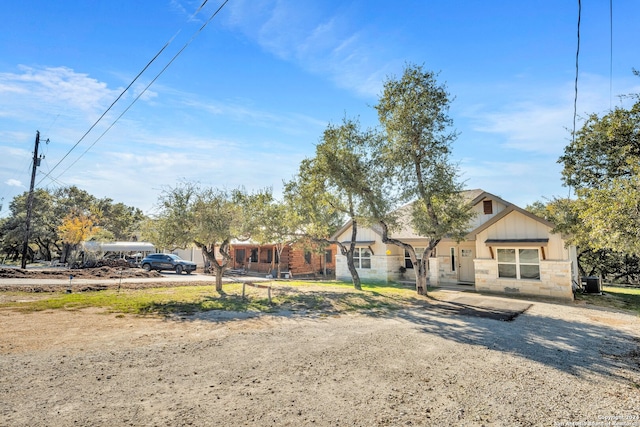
[
  {"xmin": 175, "ymin": 265, "xmax": 183, "ymax": 274},
  {"xmin": 142, "ymin": 263, "xmax": 151, "ymax": 272},
  {"xmin": 186, "ymin": 270, "xmax": 192, "ymax": 275}
]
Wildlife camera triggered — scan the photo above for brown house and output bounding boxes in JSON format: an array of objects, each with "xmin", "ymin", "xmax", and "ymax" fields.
[{"xmin": 229, "ymin": 242, "xmax": 336, "ymax": 278}]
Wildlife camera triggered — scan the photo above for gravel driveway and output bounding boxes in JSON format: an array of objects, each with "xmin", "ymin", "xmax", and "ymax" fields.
[{"xmin": 1, "ymin": 288, "xmax": 639, "ymax": 426}]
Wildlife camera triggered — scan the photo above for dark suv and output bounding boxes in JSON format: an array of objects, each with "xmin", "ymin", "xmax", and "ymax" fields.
[{"xmin": 140, "ymin": 253, "xmax": 197, "ymax": 274}]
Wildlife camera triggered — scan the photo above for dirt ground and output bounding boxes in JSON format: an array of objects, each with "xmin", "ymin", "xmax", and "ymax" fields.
[
  {"xmin": 0, "ymin": 266, "xmax": 162, "ymax": 280},
  {"xmin": 1, "ymin": 274, "xmax": 640, "ymax": 426}
]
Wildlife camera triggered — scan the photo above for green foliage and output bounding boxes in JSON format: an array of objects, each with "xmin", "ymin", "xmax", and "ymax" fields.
[
  {"xmin": 560, "ymin": 101, "xmax": 640, "ymax": 190},
  {"xmin": 0, "ymin": 281, "xmax": 421, "ymax": 317},
  {"xmin": 526, "ymin": 197, "xmax": 640, "ymax": 283},
  {"xmin": 558, "ymin": 93, "xmax": 640, "ymax": 255},
  {"xmin": 0, "ymin": 186, "xmax": 147, "ymax": 263},
  {"xmin": 576, "ymin": 286, "xmax": 640, "ymax": 315},
  {"xmin": 148, "ymin": 183, "xmax": 273, "ymax": 290},
  {"xmin": 374, "ymin": 63, "xmax": 474, "ymax": 293},
  {"xmin": 285, "ymin": 117, "xmax": 390, "ymax": 289},
  {"xmin": 575, "ymin": 170, "xmax": 640, "ymax": 254}
]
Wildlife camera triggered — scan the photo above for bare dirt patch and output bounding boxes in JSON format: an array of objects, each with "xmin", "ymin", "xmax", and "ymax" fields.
[
  {"xmin": 0, "ymin": 266, "xmax": 162, "ymax": 280},
  {"xmin": 1, "ymin": 287, "xmax": 639, "ymax": 426}
]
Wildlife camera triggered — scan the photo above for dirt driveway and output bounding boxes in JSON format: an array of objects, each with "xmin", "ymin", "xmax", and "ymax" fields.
[{"xmin": 1, "ymin": 283, "xmax": 639, "ymax": 426}]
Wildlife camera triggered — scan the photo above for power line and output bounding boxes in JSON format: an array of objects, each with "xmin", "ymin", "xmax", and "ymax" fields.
[
  {"xmin": 37, "ymin": 0, "xmax": 227, "ymax": 187},
  {"xmin": 53, "ymin": 0, "xmax": 231, "ymax": 181},
  {"xmin": 609, "ymin": 0, "xmax": 613, "ymax": 111},
  {"xmin": 572, "ymin": 0, "xmax": 581, "ymax": 147},
  {"xmin": 569, "ymin": 0, "xmax": 581, "ymax": 200},
  {"xmin": 37, "ymin": 40, "xmax": 175, "ymax": 187}
]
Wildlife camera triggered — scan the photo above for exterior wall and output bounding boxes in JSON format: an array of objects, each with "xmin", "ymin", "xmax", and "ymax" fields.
[
  {"xmin": 332, "ymin": 195, "xmax": 576, "ymax": 301},
  {"xmin": 474, "ymin": 258, "xmax": 573, "ymax": 301},
  {"xmin": 174, "ymin": 247, "xmax": 206, "ymax": 267},
  {"xmin": 428, "ymin": 241, "xmax": 474, "ymax": 284},
  {"xmin": 287, "ymin": 243, "xmax": 337, "ymax": 276},
  {"xmin": 467, "ymin": 197, "xmax": 509, "ymax": 230},
  {"xmin": 435, "ymin": 251, "xmax": 458, "ymax": 283},
  {"xmin": 475, "ymin": 210, "xmax": 567, "ymax": 260},
  {"xmin": 335, "ymin": 252, "xmax": 398, "ymax": 283},
  {"xmin": 472, "ymin": 210, "xmax": 574, "ymax": 300},
  {"xmin": 428, "ymin": 257, "xmax": 439, "ymax": 285},
  {"xmin": 230, "ymin": 244, "xmax": 337, "ymax": 277}
]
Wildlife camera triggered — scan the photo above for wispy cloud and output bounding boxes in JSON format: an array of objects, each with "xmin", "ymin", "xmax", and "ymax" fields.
[
  {"xmin": 459, "ymin": 73, "xmax": 640, "ymax": 156},
  {"xmin": 0, "ymin": 66, "xmax": 120, "ymax": 115},
  {"xmin": 224, "ymin": 0, "xmax": 398, "ymax": 98}
]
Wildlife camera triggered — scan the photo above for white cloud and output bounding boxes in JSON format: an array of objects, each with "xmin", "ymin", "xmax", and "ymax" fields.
[
  {"xmin": 5, "ymin": 179, "xmax": 23, "ymax": 187},
  {"xmin": 459, "ymin": 73, "xmax": 640, "ymax": 156}
]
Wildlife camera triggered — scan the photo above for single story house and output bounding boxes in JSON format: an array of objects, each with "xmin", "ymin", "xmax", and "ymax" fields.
[
  {"xmin": 331, "ymin": 189, "xmax": 579, "ymax": 301},
  {"xmin": 175, "ymin": 241, "xmax": 336, "ymax": 278}
]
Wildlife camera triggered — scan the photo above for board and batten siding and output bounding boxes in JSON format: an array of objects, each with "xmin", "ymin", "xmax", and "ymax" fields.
[
  {"xmin": 474, "ymin": 210, "xmax": 573, "ymax": 300},
  {"xmin": 475, "ymin": 210, "xmax": 567, "ymax": 260},
  {"xmin": 466, "ymin": 197, "xmax": 509, "ymax": 230}
]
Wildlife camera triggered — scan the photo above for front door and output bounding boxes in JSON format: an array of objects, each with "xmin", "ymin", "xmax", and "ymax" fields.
[
  {"xmin": 235, "ymin": 249, "xmax": 246, "ymax": 269},
  {"xmin": 459, "ymin": 246, "xmax": 475, "ymax": 283}
]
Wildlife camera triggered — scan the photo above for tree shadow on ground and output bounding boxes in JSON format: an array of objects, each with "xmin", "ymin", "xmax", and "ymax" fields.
[
  {"xmin": 396, "ymin": 295, "xmax": 640, "ymax": 382},
  {"xmin": 146, "ymin": 286, "xmax": 640, "ymax": 382}
]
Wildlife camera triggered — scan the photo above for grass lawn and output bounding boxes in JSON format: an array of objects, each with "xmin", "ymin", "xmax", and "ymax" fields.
[
  {"xmin": 0, "ymin": 281, "xmax": 428, "ymax": 317},
  {"xmin": 575, "ymin": 285, "xmax": 640, "ymax": 315},
  {"xmin": 1, "ymin": 280, "xmax": 638, "ymax": 317}
]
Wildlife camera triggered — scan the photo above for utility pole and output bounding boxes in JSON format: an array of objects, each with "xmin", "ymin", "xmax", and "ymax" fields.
[{"xmin": 21, "ymin": 131, "xmax": 41, "ymax": 269}]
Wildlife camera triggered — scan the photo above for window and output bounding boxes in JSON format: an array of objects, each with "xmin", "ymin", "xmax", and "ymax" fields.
[
  {"xmin": 267, "ymin": 249, "xmax": 279, "ymax": 264},
  {"xmin": 304, "ymin": 251, "xmax": 312, "ymax": 264},
  {"xmin": 325, "ymin": 249, "xmax": 333, "ymax": 264},
  {"xmin": 405, "ymin": 247, "xmax": 426, "ymax": 269},
  {"xmin": 450, "ymin": 247, "xmax": 456, "ymax": 272},
  {"xmin": 250, "ymin": 249, "xmax": 258, "ymax": 263},
  {"xmin": 354, "ymin": 247, "xmax": 371, "ymax": 269},
  {"xmin": 497, "ymin": 248, "xmax": 540, "ymax": 280},
  {"xmin": 483, "ymin": 200, "xmax": 493, "ymax": 214}
]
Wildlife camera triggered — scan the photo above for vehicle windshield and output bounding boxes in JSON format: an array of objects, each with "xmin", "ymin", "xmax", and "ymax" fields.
[{"xmin": 167, "ymin": 254, "xmax": 181, "ymax": 260}]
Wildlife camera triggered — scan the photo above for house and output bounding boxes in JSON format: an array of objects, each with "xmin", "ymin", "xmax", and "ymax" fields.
[
  {"xmin": 174, "ymin": 241, "xmax": 336, "ymax": 278},
  {"xmin": 227, "ymin": 241, "xmax": 336, "ymax": 278},
  {"xmin": 331, "ymin": 189, "xmax": 579, "ymax": 301}
]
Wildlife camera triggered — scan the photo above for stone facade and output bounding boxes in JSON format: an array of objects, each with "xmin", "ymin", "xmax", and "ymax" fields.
[
  {"xmin": 335, "ymin": 254, "xmax": 405, "ymax": 283},
  {"xmin": 474, "ymin": 258, "xmax": 573, "ymax": 301}
]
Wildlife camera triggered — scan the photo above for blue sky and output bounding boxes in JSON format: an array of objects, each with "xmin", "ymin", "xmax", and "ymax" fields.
[{"xmin": 1, "ymin": 0, "xmax": 639, "ymax": 217}]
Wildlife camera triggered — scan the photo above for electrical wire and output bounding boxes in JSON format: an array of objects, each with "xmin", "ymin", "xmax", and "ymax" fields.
[
  {"xmin": 572, "ymin": 0, "xmax": 581, "ymax": 146},
  {"xmin": 36, "ymin": 40, "xmax": 175, "ymax": 187},
  {"xmin": 609, "ymin": 0, "xmax": 613, "ymax": 111},
  {"xmin": 568, "ymin": 0, "xmax": 581, "ymax": 199},
  {"xmin": 37, "ymin": 0, "xmax": 223, "ymax": 187},
  {"xmin": 51, "ymin": 0, "xmax": 230, "ymax": 181}
]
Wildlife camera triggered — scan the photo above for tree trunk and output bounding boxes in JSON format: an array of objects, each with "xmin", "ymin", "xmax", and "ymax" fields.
[
  {"xmin": 414, "ymin": 256, "xmax": 429, "ymax": 295},
  {"xmin": 345, "ymin": 251, "xmax": 361, "ymax": 290},
  {"xmin": 276, "ymin": 245, "xmax": 285, "ymax": 279},
  {"xmin": 60, "ymin": 243, "xmax": 72, "ymax": 264},
  {"xmin": 195, "ymin": 241, "xmax": 230, "ymax": 293},
  {"xmin": 380, "ymin": 220, "xmax": 432, "ymax": 295},
  {"xmin": 213, "ymin": 264, "xmax": 224, "ymax": 292}
]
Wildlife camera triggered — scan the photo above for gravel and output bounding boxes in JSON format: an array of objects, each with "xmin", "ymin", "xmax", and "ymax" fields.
[{"xmin": 1, "ymin": 289, "xmax": 639, "ymax": 426}]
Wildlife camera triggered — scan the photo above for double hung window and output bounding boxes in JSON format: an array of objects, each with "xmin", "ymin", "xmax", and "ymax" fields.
[
  {"xmin": 354, "ymin": 247, "xmax": 371, "ymax": 269},
  {"xmin": 497, "ymin": 248, "xmax": 540, "ymax": 280}
]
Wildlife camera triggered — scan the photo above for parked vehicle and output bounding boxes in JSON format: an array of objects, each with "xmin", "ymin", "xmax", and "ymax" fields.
[{"xmin": 140, "ymin": 253, "xmax": 197, "ymax": 274}]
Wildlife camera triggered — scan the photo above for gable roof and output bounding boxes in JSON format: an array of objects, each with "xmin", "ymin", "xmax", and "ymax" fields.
[
  {"xmin": 465, "ymin": 193, "xmax": 555, "ymax": 239},
  {"xmin": 329, "ymin": 189, "xmax": 556, "ymax": 241}
]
